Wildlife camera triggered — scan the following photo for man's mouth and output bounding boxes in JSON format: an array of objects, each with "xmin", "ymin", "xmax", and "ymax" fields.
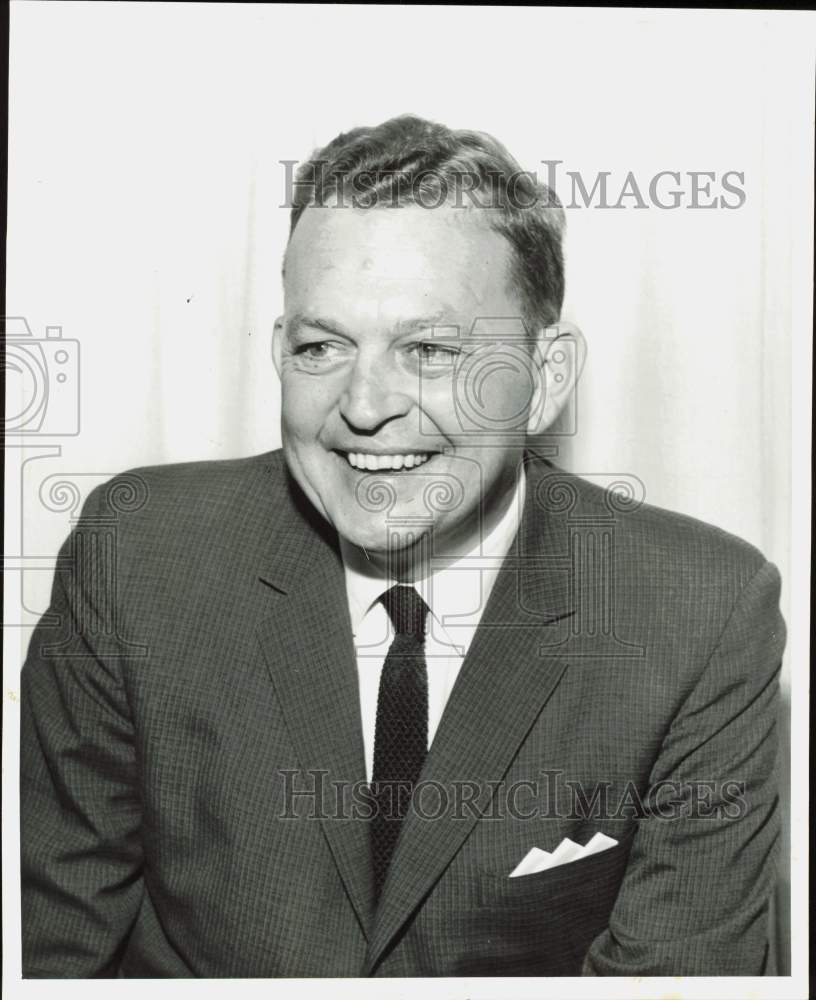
[{"xmin": 338, "ymin": 451, "xmax": 438, "ymax": 472}]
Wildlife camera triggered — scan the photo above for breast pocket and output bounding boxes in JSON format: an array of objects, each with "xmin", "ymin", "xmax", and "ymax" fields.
[{"xmin": 459, "ymin": 826, "xmax": 636, "ymax": 976}]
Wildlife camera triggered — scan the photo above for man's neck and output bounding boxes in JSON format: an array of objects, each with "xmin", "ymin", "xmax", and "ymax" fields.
[{"xmin": 343, "ymin": 465, "xmax": 526, "ymax": 585}]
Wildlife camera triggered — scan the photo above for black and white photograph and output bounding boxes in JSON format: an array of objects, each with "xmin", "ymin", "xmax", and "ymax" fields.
[{"xmin": 3, "ymin": 4, "xmax": 812, "ymax": 998}]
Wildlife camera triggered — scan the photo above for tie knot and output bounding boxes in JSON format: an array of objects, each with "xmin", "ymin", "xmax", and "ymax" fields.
[{"xmin": 380, "ymin": 585, "xmax": 429, "ymax": 636}]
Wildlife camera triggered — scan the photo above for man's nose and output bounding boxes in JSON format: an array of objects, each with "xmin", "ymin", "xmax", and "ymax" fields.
[{"xmin": 338, "ymin": 355, "xmax": 413, "ymax": 433}]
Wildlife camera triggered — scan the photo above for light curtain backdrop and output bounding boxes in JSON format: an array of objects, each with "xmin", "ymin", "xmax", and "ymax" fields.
[{"xmin": 6, "ymin": 2, "xmax": 811, "ymax": 981}]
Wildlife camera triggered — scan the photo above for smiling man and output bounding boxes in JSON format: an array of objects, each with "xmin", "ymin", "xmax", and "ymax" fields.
[{"xmin": 21, "ymin": 115, "xmax": 785, "ymax": 978}]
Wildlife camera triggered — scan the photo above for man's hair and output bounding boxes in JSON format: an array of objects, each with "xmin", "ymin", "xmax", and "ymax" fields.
[{"xmin": 287, "ymin": 114, "xmax": 565, "ymax": 331}]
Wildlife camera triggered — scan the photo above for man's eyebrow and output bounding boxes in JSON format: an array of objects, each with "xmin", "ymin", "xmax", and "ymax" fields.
[
  {"xmin": 395, "ymin": 311, "xmax": 454, "ymax": 335},
  {"xmin": 287, "ymin": 310, "xmax": 462, "ymax": 338},
  {"xmin": 287, "ymin": 314, "xmax": 351, "ymax": 337}
]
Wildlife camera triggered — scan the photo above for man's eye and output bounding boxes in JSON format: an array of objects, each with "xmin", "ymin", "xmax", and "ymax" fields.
[
  {"xmin": 411, "ymin": 342, "xmax": 460, "ymax": 366},
  {"xmin": 293, "ymin": 341, "xmax": 338, "ymax": 361}
]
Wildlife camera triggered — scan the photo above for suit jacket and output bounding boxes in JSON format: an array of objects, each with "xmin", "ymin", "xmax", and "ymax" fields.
[{"xmin": 20, "ymin": 448, "xmax": 786, "ymax": 977}]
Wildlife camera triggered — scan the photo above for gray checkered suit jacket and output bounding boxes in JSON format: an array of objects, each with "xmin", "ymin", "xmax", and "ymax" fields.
[{"xmin": 21, "ymin": 449, "xmax": 785, "ymax": 977}]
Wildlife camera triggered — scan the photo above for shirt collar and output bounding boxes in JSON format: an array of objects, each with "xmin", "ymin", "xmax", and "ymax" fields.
[{"xmin": 340, "ymin": 467, "xmax": 526, "ymax": 633}]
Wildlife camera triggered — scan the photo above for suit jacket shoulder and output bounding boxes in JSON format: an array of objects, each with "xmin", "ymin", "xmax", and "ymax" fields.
[
  {"xmin": 522, "ymin": 455, "xmax": 783, "ymax": 700},
  {"xmin": 528, "ymin": 456, "xmax": 773, "ymax": 600}
]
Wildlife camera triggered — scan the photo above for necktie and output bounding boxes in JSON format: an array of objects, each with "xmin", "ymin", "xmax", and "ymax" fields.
[{"xmin": 370, "ymin": 584, "xmax": 430, "ymax": 901}]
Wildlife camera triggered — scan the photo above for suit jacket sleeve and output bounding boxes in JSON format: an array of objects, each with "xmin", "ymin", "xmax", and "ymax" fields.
[
  {"xmin": 582, "ymin": 558, "xmax": 785, "ymax": 976},
  {"xmin": 21, "ymin": 482, "xmax": 144, "ymax": 977}
]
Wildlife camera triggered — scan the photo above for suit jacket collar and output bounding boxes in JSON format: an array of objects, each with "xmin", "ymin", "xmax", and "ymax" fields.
[
  {"xmin": 257, "ymin": 448, "xmax": 573, "ymax": 614},
  {"xmin": 254, "ymin": 449, "xmax": 575, "ymax": 963}
]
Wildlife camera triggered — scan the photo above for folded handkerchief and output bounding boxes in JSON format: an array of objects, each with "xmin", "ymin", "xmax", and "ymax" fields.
[
  {"xmin": 581, "ymin": 831, "xmax": 618, "ymax": 858},
  {"xmin": 509, "ymin": 832, "xmax": 618, "ymax": 877}
]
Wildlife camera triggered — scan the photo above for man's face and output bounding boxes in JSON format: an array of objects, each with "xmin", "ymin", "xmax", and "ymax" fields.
[{"xmin": 275, "ymin": 202, "xmax": 546, "ymax": 560}]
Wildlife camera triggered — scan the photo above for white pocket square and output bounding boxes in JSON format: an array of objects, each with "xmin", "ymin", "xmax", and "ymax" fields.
[{"xmin": 509, "ymin": 832, "xmax": 618, "ymax": 878}]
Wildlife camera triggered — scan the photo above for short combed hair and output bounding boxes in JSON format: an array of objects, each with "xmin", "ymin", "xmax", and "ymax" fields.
[{"xmin": 287, "ymin": 114, "xmax": 565, "ymax": 331}]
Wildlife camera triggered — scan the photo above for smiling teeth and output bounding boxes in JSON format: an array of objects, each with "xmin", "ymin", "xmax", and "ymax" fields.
[{"xmin": 346, "ymin": 452, "xmax": 432, "ymax": 470}]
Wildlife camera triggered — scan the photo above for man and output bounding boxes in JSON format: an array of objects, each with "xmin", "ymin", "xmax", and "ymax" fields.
[{"xmin": 21, "ymin": 115, "xmax": 785, "ymax": 977}]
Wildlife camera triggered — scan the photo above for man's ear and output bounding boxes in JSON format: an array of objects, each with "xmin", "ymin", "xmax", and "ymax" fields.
[
  {"xmin": 527, "ymin": 320, "xmax": 587, "ymax": 435},
  {"xmin": 272, "ymin": 316, "xmax": 285, "ymax": 377}
]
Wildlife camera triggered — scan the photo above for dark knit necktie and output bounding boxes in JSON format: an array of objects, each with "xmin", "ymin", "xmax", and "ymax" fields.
[{"xmin": 370, "ymin": 584, "xmax": 430, "ymax": 901}]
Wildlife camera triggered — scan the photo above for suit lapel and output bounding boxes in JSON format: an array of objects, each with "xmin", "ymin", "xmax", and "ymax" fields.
[
  {"xmin": 363, "ymin": 453, "xmax": 576, "ymax": 974},
  {"xmin": 252, "ymin": 452, "xmax": 578, "ymax": 964},
  {"xmin": 255, "ymin": 470, "xmax": 375, "ymax": 939}
]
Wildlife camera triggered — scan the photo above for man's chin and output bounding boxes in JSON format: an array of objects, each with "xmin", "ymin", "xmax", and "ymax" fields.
[{"xmin": 334, "ymin": 520, "xmax": 429, "ymax": 556}]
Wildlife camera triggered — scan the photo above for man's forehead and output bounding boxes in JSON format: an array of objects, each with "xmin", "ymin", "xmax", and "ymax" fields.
[
  {"xmin": 287, "ymin": 202, "xmax": 507, "ymax": 271},
  {"xmin": 284, "ymin": 202, "xmax": 516, "ymax": 316}
]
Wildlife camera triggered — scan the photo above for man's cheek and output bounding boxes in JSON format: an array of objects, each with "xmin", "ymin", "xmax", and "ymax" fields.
[
  {"xmin": 281, "ymin": 394, "xmax": 325, "ymax": 438},
  {"xmin": 284, "ymin": 378, "xmax": 341, "ymax": 422}
]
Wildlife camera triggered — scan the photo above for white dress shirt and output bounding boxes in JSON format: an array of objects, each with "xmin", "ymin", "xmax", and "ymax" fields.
[{"xmin": 340, "ymin": 469, "xmax": 527, "ymax": 782}]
